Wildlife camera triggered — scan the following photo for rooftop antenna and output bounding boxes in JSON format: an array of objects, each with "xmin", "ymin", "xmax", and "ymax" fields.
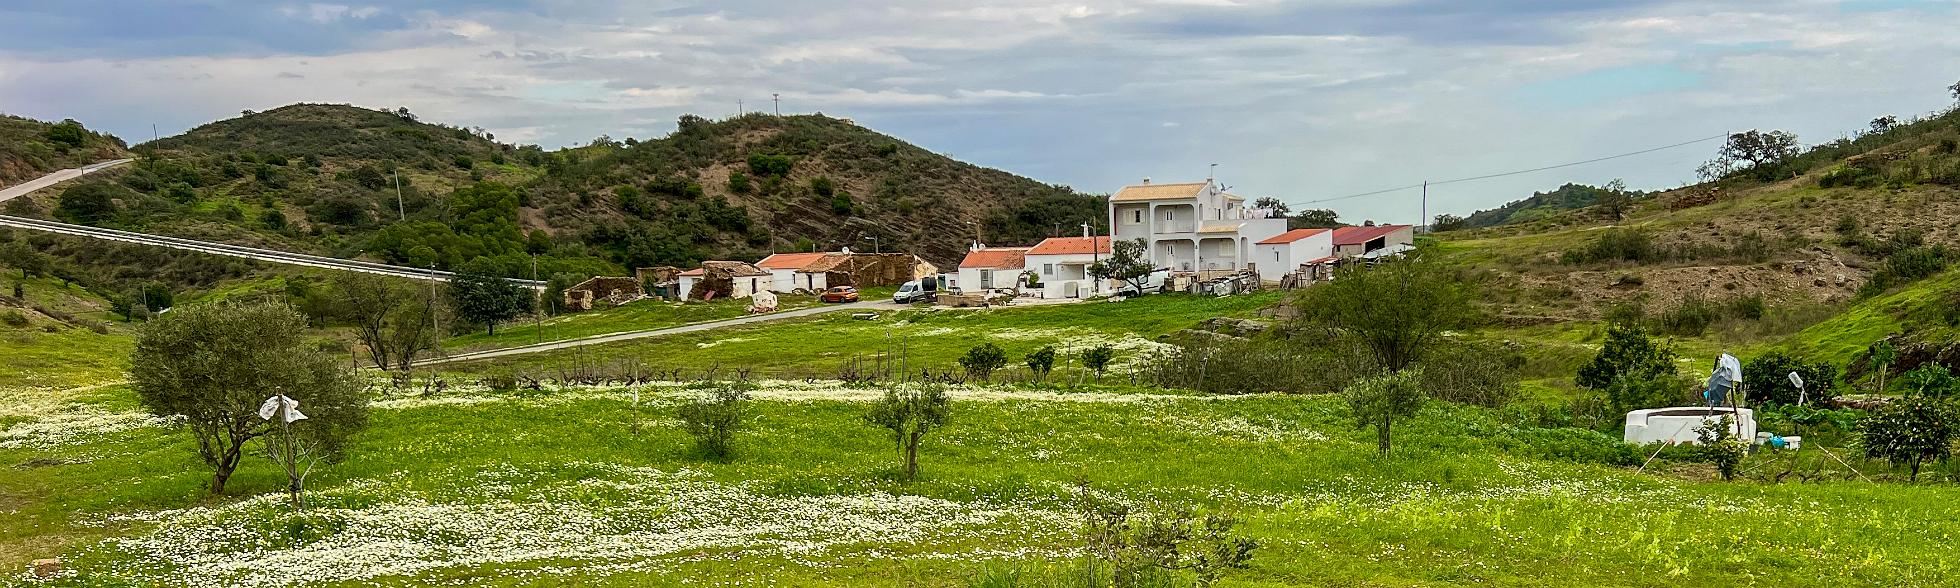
[{"xmin": 1208, "ymin": 163, "xmax": 1218, "ymax": 181}]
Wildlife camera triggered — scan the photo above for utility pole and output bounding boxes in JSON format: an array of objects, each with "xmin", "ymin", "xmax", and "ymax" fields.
[
  {"xmin": 532, "ymin": 255, "xmax": 542, "ymax": 344},
  {"xmin": 1421, "ymin": 180, "xmax": 1428, "ymax": 231},
  {"xmin": 1085, "ymin": 222, "xmax": 1099, "ymax": 295},
  {"xmin": 738, "ymin": 99, "xmax": 744, "ymax": 116},
  {"xmin": 428, "ymin": 263, "xmax": 441, "ymax": 347},
  {"xmin": 772, "ymin": 93, "xmax": 780, "ymax": 116},
  {"xmin": 1208, "ymin": 163, "xmax": 1217, "ymax": 181},
  {"xmin": 394, "ymin": 169, "xmax": 406, "ymax": 221}
]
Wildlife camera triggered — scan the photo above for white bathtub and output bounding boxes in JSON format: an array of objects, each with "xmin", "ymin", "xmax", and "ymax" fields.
[{"xmin": 1623, "ymin": 407, "xmax": 1756, "ymax": 445}]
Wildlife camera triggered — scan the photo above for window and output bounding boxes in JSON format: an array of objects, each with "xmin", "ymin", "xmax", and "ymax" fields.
[
  {"xmin": 1133, "ymin": 210, "xmax": 1142, "ymax": 223},
  {"xmin": 1043, "ymin": 264, "xmax": 1054, "ymax": 275},
  {"xmin": 1273, "ymin": 250, "xmax": 1281, "ymax": 261},
  {"xmin": 1163, "ymin": 209, "xmax": 1174, "ymax": 221},
  {"xmin": 979, "ymin": 269, "xmax": 993, "ymax": 288}
]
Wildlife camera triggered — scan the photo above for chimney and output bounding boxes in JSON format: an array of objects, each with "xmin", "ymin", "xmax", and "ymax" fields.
[
  {"xmin": 1141, "ymin": 177, "xmax": 1151, "ymax": 185},
  {"xmin": 1082, "ymin": 223, "xmax": 1091, "ymax": 238}
]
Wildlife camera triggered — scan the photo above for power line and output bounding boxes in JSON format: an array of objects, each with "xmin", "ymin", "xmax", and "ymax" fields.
[{"xmin": 1288, "ymin": 133, "xmax": 1728, "ymax": 207}]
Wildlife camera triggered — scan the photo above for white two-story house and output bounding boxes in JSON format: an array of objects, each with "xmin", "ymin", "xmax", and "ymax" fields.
[{"xmin": 1108, "ymin": 179, "xmax": 1288, "ymax": 275}]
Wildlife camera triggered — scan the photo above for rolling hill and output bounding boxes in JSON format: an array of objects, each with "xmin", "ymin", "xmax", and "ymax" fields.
[{"xmin": 0, "ymin": 114, "xmax": 129, "ymax": 188}]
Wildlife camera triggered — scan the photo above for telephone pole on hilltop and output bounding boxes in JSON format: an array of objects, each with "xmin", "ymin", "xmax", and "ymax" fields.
[{"xmin": 772, "ymin": 93, "xmax": 780, "ymax": 115}]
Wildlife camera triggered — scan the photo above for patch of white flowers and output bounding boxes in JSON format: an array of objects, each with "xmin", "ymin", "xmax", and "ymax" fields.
[{"xmin": 93, "ymin": 463, "xmax": 1077, "ymax": 587}]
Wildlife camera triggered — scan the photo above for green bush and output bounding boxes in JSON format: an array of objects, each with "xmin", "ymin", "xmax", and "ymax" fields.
[
  {"xmin": 1742, "ymin": 351, "xmax": 1837, "ymax": 406},
  {"xmin": 0, "ymin": 310, "xmax": 28, "ymax": 327},
  {"xmin": 1655, "ymin": 295, "xmax": 1718, "ymax": 336},
  {"xmin": 1024, "ymin": 346, "xmax": 1056, "ymax": 383},
  {"xmin": 960, "ymin": 342, "xmax": 1009, "ymax": 382},
  {"xmin": 677, "ymin": 382, "xmax": 750, "ymax": 458},
  {"xmin": 1576, "ymin": 324, "xmax": 1676, "ymax": 390}
]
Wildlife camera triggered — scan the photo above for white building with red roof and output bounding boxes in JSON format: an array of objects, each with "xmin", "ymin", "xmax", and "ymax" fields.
[
  {"xmin": 953, "ymin": 246, "xmax": 1031, "ymax": 294},
  {"xmin": 1024, "ymin": 235, "xmax": 1113, "ymax": 299},
  {"xmin": 1331, "ymin": 224, "xmax": 1416, "ymax": 258},
  {"xmin": 755, "ymin": 252, "xmax": 830, "ymax": 292},
  {"xmin": 1252, "ymin": 228, "xmax": 1336, "ymax": 282}
]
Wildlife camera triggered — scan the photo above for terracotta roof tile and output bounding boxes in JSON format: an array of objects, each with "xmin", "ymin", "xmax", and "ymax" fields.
[
  {"xmin": 1255, "ymin": 228, "xmax": 1330, "ymax": 245},
  {"xmin": 959, "ymin": 247, "xmax": 1030, "ymax": 269},
  {"xmin": 1028, "ymin": 236, "xmax": 1113, "ymax": 255},
  {"xmin": 756, "ymin": 252, "xmax": 829, "ymax": 270},
  {"xmin": 1332, "ymin": 225, "xmax": 1411, "ymax": 246}
]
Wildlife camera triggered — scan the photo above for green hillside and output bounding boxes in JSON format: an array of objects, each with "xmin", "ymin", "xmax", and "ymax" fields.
[{"xmin": 0, "ymin": 114, "xmax": 128, "ymax": 188}]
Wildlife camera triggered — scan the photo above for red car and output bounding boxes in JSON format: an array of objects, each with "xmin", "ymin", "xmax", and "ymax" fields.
[{"xmin": 819, "ymin": 286, "xmax": 860, "ymax": 303}]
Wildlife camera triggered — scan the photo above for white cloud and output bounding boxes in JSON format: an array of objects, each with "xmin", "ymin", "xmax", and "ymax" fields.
[{"xmin": 2, "ymin": 0, "xmax": 1956, "ymax": 224}]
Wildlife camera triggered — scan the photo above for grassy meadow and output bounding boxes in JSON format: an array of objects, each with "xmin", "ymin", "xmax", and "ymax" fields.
[
  {"xmin": 9, "ymin": 378, "xmax": 1960, "ymax": 587},
  {"xmin": 6, "ymin": 289, "xmax": 1960, "ymax": 586}
]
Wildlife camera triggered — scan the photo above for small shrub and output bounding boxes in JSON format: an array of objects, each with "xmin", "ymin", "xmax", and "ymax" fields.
[
  {"xmin": 1655, "ymin": 294, "xmax": 1718, "ymax": 336},
  {"xmin": 0, "ymin": 310, "xmax": 27, "ymax": 327},
  {"xmin": 1694, "ymin": 415, "xmax": 1749, "ymax": 481},
  {"xmin": 1082, "ymin": 345, "xmax": 1116, "ymax": 381},
  {"xmin": 1725, "ymin": 294, "xmax": 1766, "ymax": 320},
  {"xmin": 1605, "ymin": 370, "xmax": 1696, "ymax": 415},
  {"xmin": 677, "ymin": 382, "xmax": 750, "ymax": 458},
  {"xmin": 1743, "ymin": 351, "xmax": 1838, "ymax": 406},
  {"xmin": 1024, "ymin": 346, "xmax": 1056, "ymax": 383},
  {"xmin": 959, "ymin": 343, "xmax": 1009, "ymax": 382}
]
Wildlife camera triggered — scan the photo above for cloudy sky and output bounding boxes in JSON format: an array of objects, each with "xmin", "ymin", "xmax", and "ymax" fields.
[{"xmin": 2, "ymin": 0, "xmax": 1955, "ymax": 223}]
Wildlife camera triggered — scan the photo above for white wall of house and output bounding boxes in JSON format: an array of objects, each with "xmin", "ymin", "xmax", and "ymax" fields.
[
  {"xmin": 767, "ymin": 269, "xmax": 800, "ymax": 292},
  {"xmin": 1025, "ymin": 253, "xmax": 1107, "ymax": 298},
  {"xmin": 791, "ymin": 272, "xmax": 828, "ymax": 293},
  {"xmin": 956, "ymin": 266, "xmax": 1021, "ymax": 293},
  {"xmin": 677, "ymin": 276, "xmax": 698, "ymax": 300},
  {"xmin": 1253, "ymin": 231, "xmax": 1335, "ymax": 282}
]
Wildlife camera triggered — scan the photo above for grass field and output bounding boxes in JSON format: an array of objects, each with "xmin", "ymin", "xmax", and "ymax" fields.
[
  {"xmin": 9, "ymin": 285, "xmax": 1960, "ymax": 586},
  {"xmin": 441, "ymin": 293, "xmax": 824, "ymax": 353},
  {"xmin": 437, "ymin": 293, "xmax": 1283, "ymax": 382},
  {"xmin": 7, "ymin": 378, "xmax": 1960, "ymax": 587}
]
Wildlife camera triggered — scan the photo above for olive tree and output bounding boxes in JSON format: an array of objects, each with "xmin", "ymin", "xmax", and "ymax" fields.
[
  {"xmin": 864, "ymin": 382, "xmax": 951, "ymax": 480},
  {"xmin": 1087, "ymin": 238, "xmax": 1156, "ymax": 295},
  {"xmin": 131, "ymin": 301, "xmax": 367, "ymax": 495},
  {"xmin": 1346, "ymin": 368, "xmax": 1426, "ymax": 457},
  {"xmin": 1295, "ymin": 252, "xmax": 1471, "ymax": 374}
]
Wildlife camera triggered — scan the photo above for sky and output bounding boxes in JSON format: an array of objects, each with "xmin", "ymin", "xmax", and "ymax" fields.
[{"xmin": 1, "ymin": 0, "xmax": 1956, "ymax": 224}]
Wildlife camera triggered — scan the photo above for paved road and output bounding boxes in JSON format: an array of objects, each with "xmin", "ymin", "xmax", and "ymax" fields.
[
  {"xmin": 422, "ymin": 300, "xmax": 912, "ymax": 366},
  {"xmin": 0, "ymin": 163, "xmax": 543, "ymax": 288},
  {"xmin": 0, "ymin": 158, "xmax": 133, "ymax": 203}
]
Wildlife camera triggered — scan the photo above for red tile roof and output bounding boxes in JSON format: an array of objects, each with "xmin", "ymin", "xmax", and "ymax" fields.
[
  {"xmin": 1255, "ymin": 228, "xmax": 1330, "ymax": 245},
  {"xmin": 756, "ymin": 252, "xmax": 828, "ymax": 270},
  {"xmin": 1027, "ymin": 236, "xmax": 1113, "ymax": 256},
  {"xmin": 678, "ymin": 268, "xmax": 704, "ymax": 276},
  {"xmin": 959, "ymin": 247, "xmax": 1030, "ymax": 269},
  {"xmin": 1332, "ymin": 225, "xmax": 1411, "ymax": 246}
]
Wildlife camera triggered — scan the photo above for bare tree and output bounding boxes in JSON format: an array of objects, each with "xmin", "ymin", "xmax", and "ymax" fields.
[{"xmin": 334, "ymin": 274, "xmax": 442, "ymax": 370}]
